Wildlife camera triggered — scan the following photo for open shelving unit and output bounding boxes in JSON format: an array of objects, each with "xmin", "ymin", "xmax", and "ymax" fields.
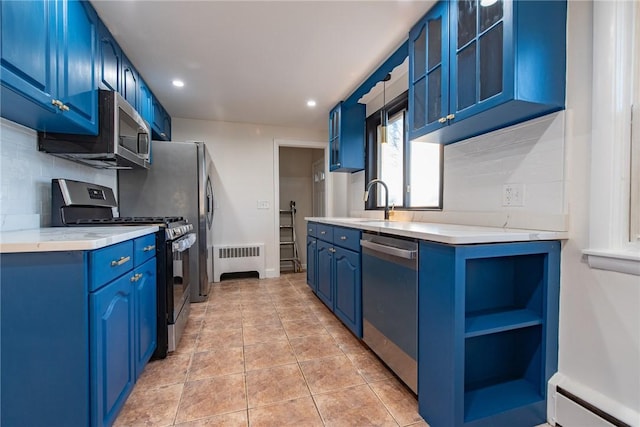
[{"xmin": 418, "ymin": 240, "xmax": 560, "ymax": 427}]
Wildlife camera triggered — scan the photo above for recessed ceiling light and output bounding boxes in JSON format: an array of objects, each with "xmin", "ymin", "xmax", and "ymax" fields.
[
  {"xmin": 172, "ymin": 79, "xmax": 185, "ymax": 88},
  {"xmin": 480, "ymin": 0, "xmax": 498, "ymax": 6},
  {"xmin": 306, "ymin": 99, "xmax": 317, "ymax": 108}
]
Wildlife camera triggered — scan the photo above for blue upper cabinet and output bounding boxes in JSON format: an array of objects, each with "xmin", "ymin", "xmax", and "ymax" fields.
[
  {"xmin": 98, "ymin": 19, "xmax": 120, "ymax": 92},
  {"xmin": 139, "ymin": 78, "xmax": 153, "ymax": 127},
  {"xmin": 329, "ymin": 101, "xmax": 366, "ymax": 172},
  {"xmin": 1, "ymin": 0, "xmax": 173, "ymax": 143},
  {"xmin": 0, "ymin": 0, "xmax": 99, "ymax": 135},
  {"xmin": 121, "ymin": 53, "xmax": 138, "ymax": 111},
  {"xmin": 56, "ymin": 0, "xmax": 99, "ymax": 132},
  {"xmin": 409, "ymin": 0, "xmax": 567, "ymax": 144},
  {"xmin": 152, "ymin": 95, "xmax": 172, "ymax": 141}
]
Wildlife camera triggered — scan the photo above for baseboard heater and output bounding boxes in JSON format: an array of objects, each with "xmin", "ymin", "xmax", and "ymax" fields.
[
  {"xmin": 212, "ymin": 243, "xmax": 265, "ymax": 282},
  {"xmin": 555, "ymin": 386, "xmax": 631, "ymax": 427}
]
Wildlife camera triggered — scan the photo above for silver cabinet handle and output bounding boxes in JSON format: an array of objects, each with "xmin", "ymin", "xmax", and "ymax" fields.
[
  {"xmin": 360, "ymin": 240, "xmax": 417, "ymax": 260},
  {"xmin": 130, "ymin": 273, "xmax": 143, "ymax": 282},
  {"xmin": 110, "ymin": 256, "xmax": 131, "ymax": 267},
  {"xmin": 340, "ymin": 236, "xmax": 347, "ymax": 240},
  {"xmin": 143, "ymin": 245, "xmax": 155, "ymax": 252},
  {"xmin": 329, "ymin": 247, "xmax": 336, "ymax": 253},
  {"xmin": 320, "ymin": 231, "xmax": 326, "ymax": 235},
  {"xmin": 308, "ymin": 228, "xmax": 313, "ymax": 232}
]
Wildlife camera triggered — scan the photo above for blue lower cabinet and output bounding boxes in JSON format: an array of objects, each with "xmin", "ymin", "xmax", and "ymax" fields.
[
  {"xmin": 0, "ymin": 234, "xmax": 157, "ymax": 427},
  {"xmin": 307, "ymin": 221, "xmax": 362, "ymax": 338},
  {"xmin": 316, "ymin": 239, "xmax": 334, "ymax": 308},
  {"xmin": 134, "ymin": 257, "xmax": 157, "ymax": 380},
  {"xmin": 91, "ymin": 273, "xmax": 136, "ymax": 427},
  {"xmin": 306, "ymin": 236, "xmax": 318, "ymax": 292},
  {"xmin": 418, "ymin": 240, "xmax": 560, "ymax": 427},
  {"xmin": 333, "ymin": 247, "xmax": 362, "ymax": 337}
]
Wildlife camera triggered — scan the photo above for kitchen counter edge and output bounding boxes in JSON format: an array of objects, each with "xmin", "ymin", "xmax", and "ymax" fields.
[
  {"xmin": 0, "ymin": 226, "xmax": 160, "ymax": 253},
  {"xmin": 305, "ymin": 217, "xmax": 568, "ymax": 245}
]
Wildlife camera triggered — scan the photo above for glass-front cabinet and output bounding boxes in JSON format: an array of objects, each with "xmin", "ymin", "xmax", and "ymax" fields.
[
  {"xmin": 409, "ymin": 0, "xmax": 566, "ymax": 144},
  {"xmin": 328, "ymin": 102, "xmax": 366, "ymax": 172},
  {"xmin": 409, "ymin": 1, "xmax": 449, "ymax": 139},
  {"xmin": 451, "ymin": 0, "xmax": 508, "ymax": 121}
]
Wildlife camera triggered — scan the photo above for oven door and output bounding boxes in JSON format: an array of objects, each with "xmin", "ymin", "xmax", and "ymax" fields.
[{"xmin": 170, "ymin": 233, "xmax": 196, "ymax": 323}]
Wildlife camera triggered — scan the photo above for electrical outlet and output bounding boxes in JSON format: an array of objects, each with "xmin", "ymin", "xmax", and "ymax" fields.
[
  {"xmin": 502, "ymin": 184, "xmax": 525, "ymax": 207},
  {"xmin": 257, "ymin": 200, "xmax": 270, "ymax": 209}
]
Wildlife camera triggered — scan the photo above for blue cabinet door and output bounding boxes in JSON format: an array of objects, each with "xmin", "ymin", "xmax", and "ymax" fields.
[
  {"xmin": 134, "ymin": 257, "xmax": 157, "ymax": 380},
  {"xmin": 408, "ymin": 1, "xmax": 449, "ymax": 140},
  {"xmin": 90, "ymin": 273, "xmax": 135, "ymax": 427},
  {"xmin": 329, "ymin": 104, "xmax": 341, "ymax": 169},
  {"xmin": 333, "ymin": 247, "xmax": 362, "ymax": 337},
  {"xmin": 306, "ymin": 236, "xmax": 318, "ymax": 292},
  {"xmin": 0, "ymin": 1, "xmax": 57, "ymax": 113},
  {"xmin": 57, "ymin": 0, "xmax": 98, "ymax": 134},
  {"xmin": 316, "ymin": 239, "xmax": 333, "ymax": 308},
  {"xmin": 98, "ymin": 19, "xmax": 120, "ymax": 92},
  {"xmin": 121, "ymin": 54, "xmax": 138, "ymax": 110},
  {"xmin": 151, "ymin": 95, "xmax": 172, "ymax": 141},
  {"xmin": 448, "ymin": 0, "xmax": 513, "ymax": 124},
  {"xmin": 139, "ymin": 79, "xmax": 154, "ymax": 127}
]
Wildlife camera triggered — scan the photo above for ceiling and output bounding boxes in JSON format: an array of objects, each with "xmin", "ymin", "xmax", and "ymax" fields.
[{"xmin": 90, "ymin": 1, "xmax": 435, "ymax": 131}]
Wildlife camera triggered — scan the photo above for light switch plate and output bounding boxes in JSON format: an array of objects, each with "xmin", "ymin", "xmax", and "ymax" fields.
[{"xmin": 257, "ymin": 200, "xmax": 270, "ymax": 209}]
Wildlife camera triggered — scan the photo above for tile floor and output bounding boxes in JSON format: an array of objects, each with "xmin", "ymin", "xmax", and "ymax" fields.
[{"xmin": 114, "ymin": 272, "xmax": 428, "ymax": 427}]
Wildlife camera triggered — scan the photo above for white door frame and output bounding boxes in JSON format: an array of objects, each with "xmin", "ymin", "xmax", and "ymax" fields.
[{"xmin": 273, "ymin": 138, "xmax": 330, "ymax": 277}]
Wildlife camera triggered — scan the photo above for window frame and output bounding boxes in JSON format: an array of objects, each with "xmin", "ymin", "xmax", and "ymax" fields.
[{"xmin": 364, "ymin": 90, "xmax": 444, "ymax": 211}]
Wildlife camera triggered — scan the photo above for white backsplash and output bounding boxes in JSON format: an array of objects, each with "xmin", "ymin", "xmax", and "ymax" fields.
[
  {"xmin": 0, "ymin": 118, "xmax": 116, "ymax": 231},
  {"xmin": 350, "ymin": 111, "xmax": 568, "ymax": 231}
]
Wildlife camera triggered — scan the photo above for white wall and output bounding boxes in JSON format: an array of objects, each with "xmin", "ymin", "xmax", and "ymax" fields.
[
  {"xmin": 550, "ymin": 2, "xmax": 640, "ymax": 425},
  {"xmin": 0, "ymin": 118, "xmax": 116, "ymax": 231},
  {"xmin": 171, "ymin": 118, "xmax": 326, "ymax": 278}
]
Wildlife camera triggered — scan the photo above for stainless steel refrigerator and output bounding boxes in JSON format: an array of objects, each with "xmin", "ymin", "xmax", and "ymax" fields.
[{"xmin": 118, "ymin": 140, "xmax": 215, "ymax": 302}]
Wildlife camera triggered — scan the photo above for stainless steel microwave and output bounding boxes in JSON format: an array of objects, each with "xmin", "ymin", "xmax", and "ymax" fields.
[{"xmin": 38, "ymin": 90, "xmax": 151, "ymax": 169}]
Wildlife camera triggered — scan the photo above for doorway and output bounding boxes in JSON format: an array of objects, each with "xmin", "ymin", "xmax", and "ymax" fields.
[{"xmin": 273, "ymin": 139, "xmax": 329, "ymax": 276}]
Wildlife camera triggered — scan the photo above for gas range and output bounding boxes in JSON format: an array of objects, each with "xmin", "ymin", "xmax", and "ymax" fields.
[
  {"xmin": 51, "ymin": 178, "xmax": 195, "ymax": 358},
  {"xmin": 50, "ymin": 178, "xmax": 193, "ymax": 241}
]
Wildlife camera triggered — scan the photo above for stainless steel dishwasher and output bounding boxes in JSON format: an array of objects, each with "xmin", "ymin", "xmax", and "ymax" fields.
[{"xmin": 360, "ymin": 232, "xmax": 418, "ymax": 393}]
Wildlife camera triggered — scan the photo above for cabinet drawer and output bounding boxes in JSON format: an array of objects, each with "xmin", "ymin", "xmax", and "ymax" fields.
[
  {"xmin": 333, "ymin": 227, "xmax": 361, "ymax": 252},
  {"xmin": 307, "ymin": 222, "xmax": 317, "ymax": 237},
  {"xmin": 89, "ymin": 241, "xmax": 134, "ymax": 291},
  {"xmin": 316, "ymin": 224, "xmax": 334, "ymax": 242},
  {"xmin": 133, "ymin": 234, "xmax": 157, "ymax": 267}
]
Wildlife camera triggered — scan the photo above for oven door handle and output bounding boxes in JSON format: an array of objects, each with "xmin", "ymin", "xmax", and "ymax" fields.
[{"xmin": 173, "ymin": 233, "xmax": 197, "ymax": 252}]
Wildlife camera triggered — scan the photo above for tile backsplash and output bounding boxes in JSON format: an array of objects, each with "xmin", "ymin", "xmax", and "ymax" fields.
[
  {"xmin": 0, "ymin": 118, "xmax": 116, "ymax": 231},
  {"xmin": 349, "ymin": 111, "xmax": 568, "ymax": 231}
]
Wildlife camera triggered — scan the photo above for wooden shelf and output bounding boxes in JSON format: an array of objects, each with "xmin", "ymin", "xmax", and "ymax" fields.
[
  {"xmin": 465, "ymin": 309, "xmax": 542, "ymax": 338},
  {"xmin": 464, "ymin": 379, "xmax": 543, "ymax": 422}
]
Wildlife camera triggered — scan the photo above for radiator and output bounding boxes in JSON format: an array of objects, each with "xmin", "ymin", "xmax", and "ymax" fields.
[
  {"xmin": 549, "ymin": 374, "xmax": 637, "ymax": 427},
  {"xmin": 212, "ymin": 243, "xmax": 265, "ymax": 282}
]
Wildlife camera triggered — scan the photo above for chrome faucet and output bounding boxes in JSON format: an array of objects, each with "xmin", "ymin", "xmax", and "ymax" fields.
[{"xmin": 364, "ymin": 179, "xmax": 390, "ymax": 220}]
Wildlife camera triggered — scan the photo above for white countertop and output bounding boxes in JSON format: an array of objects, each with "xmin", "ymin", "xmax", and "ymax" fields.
[
  {"xmin": 305, "ymin": 217, "xmax": 567, "ymax": 244},
  {"xmin": 0, "ymin": 226, "xmax": 159, "ymax": 253}
]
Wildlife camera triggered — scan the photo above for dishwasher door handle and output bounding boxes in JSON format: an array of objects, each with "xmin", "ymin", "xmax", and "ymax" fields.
[{"xmin": 360, "ymin": 239, "xmax": 417, "ymax": 260}]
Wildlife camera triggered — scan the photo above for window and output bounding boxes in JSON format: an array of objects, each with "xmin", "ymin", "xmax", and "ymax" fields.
[{"xmin": 365, "ymin": 91, "xmax": 443, "ymax": 210}]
